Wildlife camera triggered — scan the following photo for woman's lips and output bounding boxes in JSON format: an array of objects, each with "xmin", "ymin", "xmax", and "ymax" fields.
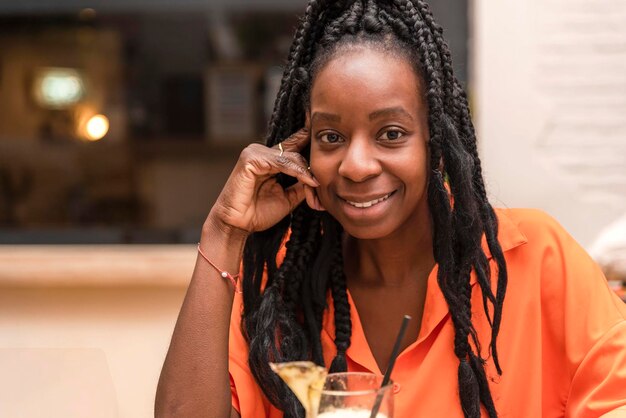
[
  {"xmin": 336, "ymin": 190, "xmax": 398, "ymax": 220},
  {"xmin": 343, "ymin": 192, "xmax": 394, "ymax": 208}
]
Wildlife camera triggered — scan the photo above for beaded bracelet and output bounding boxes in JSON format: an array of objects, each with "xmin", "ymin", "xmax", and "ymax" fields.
[{"xmin": 197, "ymin": 244, "xmax": 239, "ymax": 290}]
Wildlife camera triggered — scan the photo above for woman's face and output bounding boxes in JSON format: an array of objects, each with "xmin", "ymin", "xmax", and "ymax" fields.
[{"xmin": 307, "ymin": 46, "xmax": 431, "ymax": 240}]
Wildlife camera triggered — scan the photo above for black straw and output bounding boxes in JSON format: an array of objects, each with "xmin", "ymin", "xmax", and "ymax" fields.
[{"xmin": 369, "ymin": 315, "xmax": 411, "ymax": 418}]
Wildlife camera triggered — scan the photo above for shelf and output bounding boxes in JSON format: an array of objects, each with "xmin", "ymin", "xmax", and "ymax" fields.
[{"xmin": 0, "ymin": 244, "xmax": 195, "ymax": 288}]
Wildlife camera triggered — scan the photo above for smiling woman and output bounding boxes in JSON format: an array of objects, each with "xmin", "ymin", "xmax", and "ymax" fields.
[{"xmin": 155, "ymin": 1, "xmax": 626, "ymax": 418}]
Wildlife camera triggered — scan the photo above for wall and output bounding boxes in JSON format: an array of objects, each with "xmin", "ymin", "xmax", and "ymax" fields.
[
  {"xmin": 0, "ymin": 245, "xmax": 193, "ymax": 417},
  {"xmin": 473, "ymin": 0, "xmax": 626, "ymax": 248}
]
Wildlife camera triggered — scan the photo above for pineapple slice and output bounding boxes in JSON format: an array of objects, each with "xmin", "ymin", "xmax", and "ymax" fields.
[{"xmin": 270, "ymin": 361, "xmax": 328, "ymax": 418}]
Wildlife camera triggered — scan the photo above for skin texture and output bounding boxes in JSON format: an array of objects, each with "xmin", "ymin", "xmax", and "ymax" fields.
[
  {"xmin": 306, "ymin": 48, "xmax": 435, "ymax": 372},
  {"xmin": 214, "ymin": 129, "xmax": 318, "ymax": 234}
]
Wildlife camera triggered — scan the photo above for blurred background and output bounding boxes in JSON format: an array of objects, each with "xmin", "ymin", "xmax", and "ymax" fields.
[
  {"xmin": 0, "ymin": 0, "xmax": 468, "ymax": 244},
  {"xmin": 0, "ymin": 0, "xmax": 623, "ymax": 417}
]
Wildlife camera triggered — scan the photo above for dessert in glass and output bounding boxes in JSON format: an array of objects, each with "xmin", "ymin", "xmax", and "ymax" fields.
[{"xmin": 271, "ymin": 362, "xmax": 393, "ymax": 418}]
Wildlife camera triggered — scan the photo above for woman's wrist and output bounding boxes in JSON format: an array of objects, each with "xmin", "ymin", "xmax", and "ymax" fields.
[
  {"xmin": 201, "ymin": 212, "xmax": 249, "ymax": 256},
  {"xmin": 196, "ymin": 213, "xmax": 248, "ymax": 292}
]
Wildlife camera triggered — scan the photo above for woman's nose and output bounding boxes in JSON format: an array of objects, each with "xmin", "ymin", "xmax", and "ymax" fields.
[{"xmin": 337, "ymin": 137, "xmax": 382, "ymax": 183}]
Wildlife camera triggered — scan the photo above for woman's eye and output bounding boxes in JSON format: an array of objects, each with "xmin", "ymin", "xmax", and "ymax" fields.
[
  {"xmin": 379, "ymin": 129, "xmax": 405, "ymax": 141},
  {"xmin": 320, "ymin": 132, "xmax": 342, "ymax": 143}
]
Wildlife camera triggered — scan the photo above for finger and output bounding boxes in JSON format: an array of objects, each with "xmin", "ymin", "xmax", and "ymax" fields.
[
  {"xmin": 274, "ymin": 152, "xmax": 319, "ymax": 188},
  {"xmin": 278, "ymin": 128, "xmax": 310, "ymax": 153},
  {"xmin": 238, "ymin": 144, "xmax": 318, "ymax": 188},
  {"xmin": 284, "ymin": 182, "xmax": 307, "ymax": 212},
  {"xmin": 304, "ymin": 184, "xmax": 325, "ymax": 211}
]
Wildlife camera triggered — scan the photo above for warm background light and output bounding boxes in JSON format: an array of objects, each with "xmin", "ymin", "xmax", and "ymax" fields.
[
  {"xmin": 33, "ymin": 68, "xmax": 85, "ymax": 109},
  {"xmin": 85, "ymin": 114, "xmax": 109, "ymax": 141}
]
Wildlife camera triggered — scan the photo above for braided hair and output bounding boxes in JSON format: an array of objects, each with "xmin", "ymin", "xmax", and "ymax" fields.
[{"xmin": 241, "ymin": 1, "xmax": 508, "ymax": 417}]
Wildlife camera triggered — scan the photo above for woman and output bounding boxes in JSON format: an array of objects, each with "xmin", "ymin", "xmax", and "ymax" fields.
[{"xmin": 155, "ymin": 1, "xmax": 626, "ymax": 417}]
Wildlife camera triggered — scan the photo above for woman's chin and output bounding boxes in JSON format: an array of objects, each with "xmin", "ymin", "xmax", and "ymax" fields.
[{"xmin": 339, "ymin": 222, "xmax": 397, "ymax": 241}]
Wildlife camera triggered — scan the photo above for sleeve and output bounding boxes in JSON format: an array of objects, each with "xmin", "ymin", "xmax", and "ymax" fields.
[
  {"xmin": 531, "ymin": 211, "xmax": 626, "ymax": 417},
  {"xmin": 568, "ymin": 321, "xmax": 626, "ymax": 417},
  {"xmin": 228, "ymin": 292, "xmax": 270, "ymax": 418}
]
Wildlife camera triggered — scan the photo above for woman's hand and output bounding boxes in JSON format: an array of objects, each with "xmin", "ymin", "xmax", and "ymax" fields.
[{"xmin": 209, "ymin": 128, "xmax": 318, "ymax": 234}]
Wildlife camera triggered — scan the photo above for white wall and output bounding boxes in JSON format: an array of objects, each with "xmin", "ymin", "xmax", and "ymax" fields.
[
  {"xmin": 0, "ymin": 245, "xmax": 194, "ymax": 418},
  {"xmin": 473, "ymin": 0, "xmax": 626, "ymax": 248},
  {"xmin": 0, "ymin": 287, "xmax": 185, "ymax": 418}
]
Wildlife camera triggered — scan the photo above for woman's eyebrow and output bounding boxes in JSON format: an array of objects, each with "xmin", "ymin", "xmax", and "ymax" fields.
[
  {"xmin": 369, "ymin": 107, "xmax": 414, "ymax": 121},
  {"xmin": 311, "ymin": 108, "xmax": 413, "ymax": 124},
  {"xmin": 311, "ymin": 112, "xmax": 341, "ymax": 125}
]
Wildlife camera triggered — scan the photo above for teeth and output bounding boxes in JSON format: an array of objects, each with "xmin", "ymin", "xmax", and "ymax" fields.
[{"xmin": 346, "ymin": 193, "xmax": 391, "ymax": 208}]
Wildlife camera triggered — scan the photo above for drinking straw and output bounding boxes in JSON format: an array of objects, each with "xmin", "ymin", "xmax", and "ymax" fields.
[{"xmin": 369, "ymin": 315, "xmax": 412, "ymax": 418}]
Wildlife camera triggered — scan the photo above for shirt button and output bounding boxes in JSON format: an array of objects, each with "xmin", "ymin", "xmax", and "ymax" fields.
[{"xmin": 393, "ymin": 383, "xmax": 401, "ymax": 394}]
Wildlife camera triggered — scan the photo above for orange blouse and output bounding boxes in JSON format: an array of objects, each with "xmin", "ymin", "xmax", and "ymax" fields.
[{"xmin": 228, "ymin": 208, "xmax": 626, "ymax": 417}]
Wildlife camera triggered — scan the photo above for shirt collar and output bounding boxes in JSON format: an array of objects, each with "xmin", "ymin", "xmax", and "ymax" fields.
[
  {"xmin": 482, "ymin": 208, "xmax": 528, "ymax": 259},
  {"xmin": 321, "ymin": 208, "xmax": 528, "ymax": 373}
]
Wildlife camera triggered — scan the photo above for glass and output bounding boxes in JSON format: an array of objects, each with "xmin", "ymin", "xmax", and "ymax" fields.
[{"xmin": 315, "ymin": 372, "xmax": 394, "ymax": 418}]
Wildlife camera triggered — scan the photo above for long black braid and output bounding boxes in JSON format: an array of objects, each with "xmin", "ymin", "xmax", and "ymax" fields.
[{"xmin": 241, "ymin": 1, "xmax": 508, "ymax": 417}]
